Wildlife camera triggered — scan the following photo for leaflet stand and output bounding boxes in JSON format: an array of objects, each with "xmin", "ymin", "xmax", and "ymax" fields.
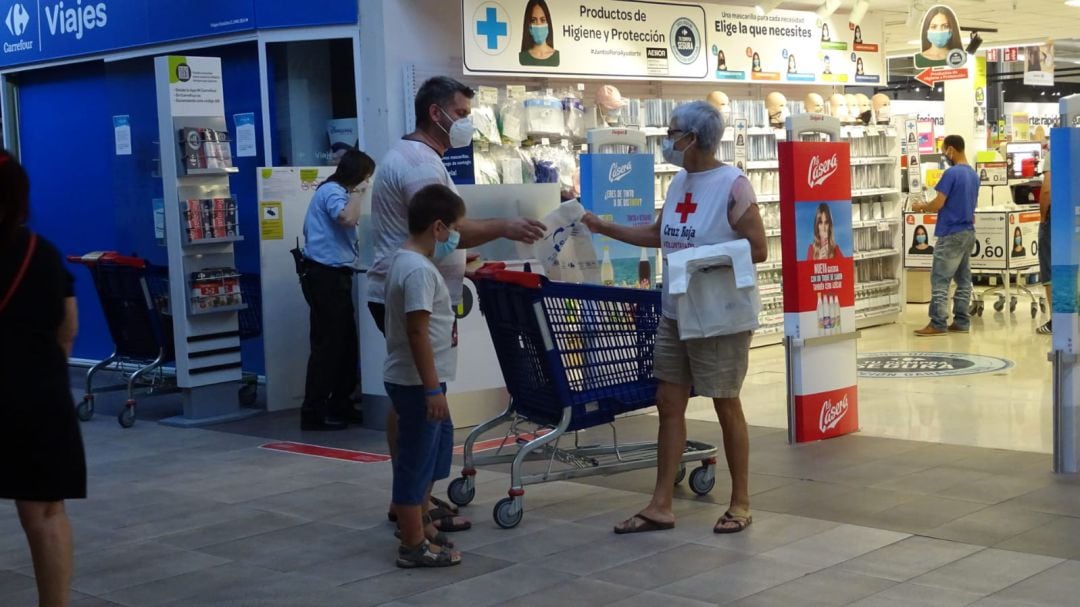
[
  {"xmin": 154, "ymin": 55, "xmax": 258, "ymax": 427},
  {"xmin": 780, "ymin": 114, "xmax": 860, "ymax": 443},
  {"xmin": 1048, "ymin": 94, "xmax": 1080, "ymax": 473}
]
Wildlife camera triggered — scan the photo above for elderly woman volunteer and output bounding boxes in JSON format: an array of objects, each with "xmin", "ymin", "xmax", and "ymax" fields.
[{"xmin": 583, "ymin": 101, "xmax": 767, "ymax": 535}]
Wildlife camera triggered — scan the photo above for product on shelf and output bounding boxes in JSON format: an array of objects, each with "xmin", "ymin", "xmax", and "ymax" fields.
[
  {"xmin": 178, "ymin": 127, "xmax": 233, "ymax": 172},
  {"xmin": 854, "ymin": 94, "xmax": 873, "ymax": 125},
  {"xmin": 705, "ymin": 91, "xmax": 732, "ymax": 124},
  {"xmin": 525, "ymin": 92, "xmax": 566, "ymax": 137},
  {"xmin": 189, "ymin": 267, "xmax": 243, "ymax": 312},
  {"xmin": 182, "ymin": 198, "xmax": 239, "ymax": 242},
  {"xmin": 804, "ymin": 93, "xmax": 825, "ymax": 114},
  {"xmin": 828, "ymin": 94, "xmax": 850, "ymax": 123},
  {"xmin": 595, "ymin": 84, "xmax": 627, "ymax": 126}
]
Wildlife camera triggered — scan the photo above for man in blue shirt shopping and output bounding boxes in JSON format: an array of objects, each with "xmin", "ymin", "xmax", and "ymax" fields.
[{"xmin": 912, "ymin": 135, "xmax": 978, "ymax": 336}]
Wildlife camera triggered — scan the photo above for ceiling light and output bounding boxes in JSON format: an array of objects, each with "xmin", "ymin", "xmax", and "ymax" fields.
[
  {"xmin": 849, "ymin": 0, "xmax": 870, "ymax": 25},
  {"xmin": 816, "ymin": 0, "xmax": 842, "ymax": 19},
  {"xmin": 754, "ymin": 1, "xmax": 781, "ymax": 16}
]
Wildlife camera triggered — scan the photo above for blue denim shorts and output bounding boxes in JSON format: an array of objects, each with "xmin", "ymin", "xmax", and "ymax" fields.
[{"xmin": 386, "ymin": 383, "xmax": 453, "ymax": 506}]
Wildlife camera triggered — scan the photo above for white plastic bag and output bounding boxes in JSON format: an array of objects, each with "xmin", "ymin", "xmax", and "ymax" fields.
[{"xmin": 521, "ymin": 201, "xmax": 600, "ymax": 283}]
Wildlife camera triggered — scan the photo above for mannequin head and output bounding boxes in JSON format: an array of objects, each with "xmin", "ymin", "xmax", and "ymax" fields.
[
  {"xmin": 844, "ymin": 94, "xmax": 858, "ymax": 119},
  {"xmin": 766, "ymin": 92, "xmax": 788, "ymax": 128},
  {"xmin": 854, "ymin": 93, "xmax": 872, "ymax": 124},
  {"xmin": 871, "ymin": 93, "xmax": 891, "ymax": 124},
  {"xmin": 706, "ymin": 91, "xmax": 732, "ymax": 123},
  {"xmin": 804, "ymin": 93, "xmax": 825, "ymax": 113},
  {"xmin": 595, "ymin": 85, "xmax": 626, "ymax": 126},
  {"xmin": 828, "ymin": 94, "xmax": 849, "ymax": 122}
]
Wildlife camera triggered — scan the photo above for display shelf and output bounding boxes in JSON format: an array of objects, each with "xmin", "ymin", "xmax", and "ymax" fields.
[
  {"xmin": 852, "ymin": 187, "xmax": 900, "ymax": 198},
  {"xmin": 182, "ymin": 235, "xmax": 244, "ymax": 247},
  {"xmin": 189, "ymin": 302, "xmax": 247, "ymax": 316},
  {"xmin": 746, "ymin": 160, "xmax": 779, "ymax": 170},
  {"xmin": 855, "ymin": 279, "xmax": 901, "ymax": 293},
  {"xmin": 184, "ymin": 167, "xmax": 240, "ymax": 176},
  {"xmin": 757, "ymin": 260, "xmax": 783, "ymax": 272},
  {"xmin": 856, "ymin": 306, "xmax": 901, "ymax": 322},
  {"xmin": 751, "ymin": 330, "xmax": 783, "ymax": 348},
  {"xmin": 850, "ymin": 156, "xmax": 896, "ymax": 166},
  {"xmin": 759, "ymin": 282, "xmax": 782, "ymax": 296},
  {"xmin": 757, "ymin": 194, "xmax": 780, "ymax": 203},
  {"xmin": 853, "ymin": 218, "xmax": 899, "ymax": 229},
  {"xmin": 854, "ymin": 249, "xmax": 900, "ymax": 261},
  {"xmin": 641, "ymin": 126, "xmax": 668, "ymax": 137},
  {"xmin": 655, "ymin": 163, "xmax": 682, "ymax": 174},
  {"xmin": 765, "ymin": 228, "xmax": 781, "ymax": 237}
]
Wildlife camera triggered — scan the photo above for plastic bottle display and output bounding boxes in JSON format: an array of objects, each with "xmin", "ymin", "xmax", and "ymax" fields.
[
  {"xmin": 601, "ymin": 246, "xmax": 615, "ymax": 286},
  {"xmin": 817, "ymin": 293, "xmax": 825, "ymax": 332},
  {"xmin": 637, "ymin": 248, "xmax": 651, "ymax": 289}
]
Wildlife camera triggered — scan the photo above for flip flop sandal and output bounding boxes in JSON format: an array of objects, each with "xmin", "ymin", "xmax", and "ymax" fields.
[
  {"xmin": 396, "ymin": 541, "xmax": 461, "ymax": 568},
  {"xmin": 714, "ymin": 510, "xmax": 752, "ymax": 534},
  {"xmin": 613, "ymin": 513, "xmax": 675, "ymax": 535}
]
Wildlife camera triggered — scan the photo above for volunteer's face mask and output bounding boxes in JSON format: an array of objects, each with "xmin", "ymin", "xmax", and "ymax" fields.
[
  {"xmin": 928, "ymin": 30, "xmax": 951, "ymax": 49},
  {"xmin": 530, "ymin": 25, "xmax": 549, "ymax": 45},
  {"xmin": 916, "ymin": 234, "xmax": 927, "ymax": 244},
  {"xmin": 662, "ymin": 132, "xmax": 691, "ymax": 167},
  {"xmin": 434, "ymin": 224, "xmax": 461, "ymax": 261},
  {"xmin": 437, "ymin": 107, "xmax": 475, "ymax": 149}
]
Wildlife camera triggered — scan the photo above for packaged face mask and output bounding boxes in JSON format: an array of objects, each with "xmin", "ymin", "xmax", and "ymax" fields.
[{"xmin": 525, "ymin": 94, "xmax": 566, "ymax": 137}]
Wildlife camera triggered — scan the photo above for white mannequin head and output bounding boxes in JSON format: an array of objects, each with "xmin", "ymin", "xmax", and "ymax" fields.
[
  {"xmin": 804, "ymin": 93, "xmax": 825, "ymax": 113},
  {"xmin": 828, "ymin": 94, "xmax": 849, "ymax": 122},
  {"xmin": 871, "ymin": 93, "xmax": 891, "ymax": 124},
  {"xmin": 766, "ymin": 91, "xmax": 789, "ymax": 127},
  {"xmin": 706, "ymin": 90, "xmax": 732, "ymax": 124}
]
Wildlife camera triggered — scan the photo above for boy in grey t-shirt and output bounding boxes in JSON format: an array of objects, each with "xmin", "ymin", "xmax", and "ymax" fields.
[{"xmin": 383, "ymin": 184, "xmax": 465, "ymax": 568}]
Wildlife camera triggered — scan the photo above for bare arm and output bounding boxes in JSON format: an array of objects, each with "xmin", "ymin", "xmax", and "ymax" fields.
[
  {"xmin": 582, "ymin": 213, "xmax": 662, "ymax": 248},
  {"xmin": 732, "ymin": 205, "xmax": 769, "ymax": 263},
  {"xmin": 457, "ymin": 216, "xmax": 546, "ymax": 249},
  {"xmin": 915, "ymin": 192, "xmax": 946, "ymax": 214},
  {"xmin": 337, "ymin": 195, "xmax": 364, "ymax": 228},
  {"xmin": 405, "ymin": 309, "xmax": 449, "ymax": 420},
  {"xmin": 58, "ymin": 296, "xmax": 78, "ymax": 358}
]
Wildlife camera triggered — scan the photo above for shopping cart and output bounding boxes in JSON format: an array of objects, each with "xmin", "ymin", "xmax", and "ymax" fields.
[
  {"xmin": 446, "ymin": 263, "xmax": 718, "ymax": 528},
  {"xmin": 67, "ymin": 252, "xmax": 177, "ymax": 428},
  {"xmin": 69, "ymin": 253, "xmax": 264, "ymax": 426}
]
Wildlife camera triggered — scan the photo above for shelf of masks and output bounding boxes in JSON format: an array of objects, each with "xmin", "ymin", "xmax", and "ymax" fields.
[
  {"xmin": 854, "ymin": 249, "xmax": 901, "ymax": 261},
  {"xmin": 850, "ymin": 156, "xmax": 897, "ymax": 166},
  {"xmin": 852, "ymin": 187, "xmax": 901, "ymax": 198},
  {"xmin": 841, "ymin": 125, "xmax": 898, "ymax": 139}
]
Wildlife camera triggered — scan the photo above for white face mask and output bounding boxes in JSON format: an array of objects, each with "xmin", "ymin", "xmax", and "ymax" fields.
[
  {"xmin": 438, "ymin": 107, "xmax": 475, "ymax": 149},
  {"xmin": 662, "ymin": 132, "xmax": 691, "ymax": 167}
]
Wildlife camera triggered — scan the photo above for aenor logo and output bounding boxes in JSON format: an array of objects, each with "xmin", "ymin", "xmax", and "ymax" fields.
[
  {"xmin": 44, "ymin": 0, "xmax": 107, "ymax": 41},
  {"xmin": 818, "ymin": 394, "xmax": 849, "ymax": 433},
  {"xmin": 808, "ymin": 153, "xmax": 839, "ymax": 189}
]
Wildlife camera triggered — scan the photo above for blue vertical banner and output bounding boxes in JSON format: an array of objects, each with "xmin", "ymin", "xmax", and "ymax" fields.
[
  {"xmin": 580, "ymin": 153, "xmax": 656, "ymax": 287},
  {"xmin": 1051, "ymin": 128, "xmax": 1079, "ymax": 317}
]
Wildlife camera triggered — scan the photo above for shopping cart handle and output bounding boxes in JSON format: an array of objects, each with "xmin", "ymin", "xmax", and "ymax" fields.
[
  {"xmin": 493, "ymin": 270, "xmax": 544, "ymax": 289},
  {"xmin": 467, "ymin": 262, "xmax": 507, "ymax": 280}
]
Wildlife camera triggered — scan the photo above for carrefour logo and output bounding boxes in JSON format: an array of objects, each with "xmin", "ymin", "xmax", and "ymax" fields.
[{"xmin": 5, "ymin": 3, "xmax": 28, "ymax": 36}]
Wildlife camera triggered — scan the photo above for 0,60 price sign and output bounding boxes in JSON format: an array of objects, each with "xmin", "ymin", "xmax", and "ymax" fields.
[{"xmin": 970, "ymin": 212, "xmax": 1008, "ymax": 270}]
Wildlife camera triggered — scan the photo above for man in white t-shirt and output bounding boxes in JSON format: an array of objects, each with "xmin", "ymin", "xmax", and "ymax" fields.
[{"xmin": 370, "ymin": 76, "xmax": 545, "ymax": 530}]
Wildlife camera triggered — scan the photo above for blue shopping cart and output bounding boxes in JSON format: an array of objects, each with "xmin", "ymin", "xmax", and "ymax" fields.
[{"xmin": 447, "ymin": 263, "xmax": 718, "ymax": 528}]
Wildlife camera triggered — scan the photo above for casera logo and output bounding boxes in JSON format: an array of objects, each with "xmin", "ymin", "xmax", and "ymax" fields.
[
  {"xmin": 45, "ymin": 0, "xmax": 107, "ymax": 41},
  {"xmin": 609, "ymin": 161, "xmax": 632, "ymax": 182},
  {"xmin": 818, "ymin": 394, "xmax": 849, "ymax": 433},
  {"xmin": 5, "ymin": 3, "xmax": 28, "ymax": 36},
  {"xmin": 808, "ymin": 154, "xmax": 839, "ymax": 189}
]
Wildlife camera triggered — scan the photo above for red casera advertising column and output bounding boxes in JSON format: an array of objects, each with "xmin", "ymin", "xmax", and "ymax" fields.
[{"xmin": 779, "ymin": 140, "xmax": 859, "ymax": 442}]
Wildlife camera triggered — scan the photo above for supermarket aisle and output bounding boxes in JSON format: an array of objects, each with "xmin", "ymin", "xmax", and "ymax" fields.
[{"xmin": 688, "ymin": 300, "xmax": 1053, "ymax": 453}]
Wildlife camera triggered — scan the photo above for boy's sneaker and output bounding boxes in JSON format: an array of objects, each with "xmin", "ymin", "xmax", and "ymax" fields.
[{"xmin": 1037, "ymin": 321, "xmax": 1053, "ymax": 335}]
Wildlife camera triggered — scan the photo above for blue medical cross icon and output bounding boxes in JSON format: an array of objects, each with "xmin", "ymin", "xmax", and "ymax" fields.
[{"xmin": 476, "ymin": 7, "xmax": 507, "ymax": 50}]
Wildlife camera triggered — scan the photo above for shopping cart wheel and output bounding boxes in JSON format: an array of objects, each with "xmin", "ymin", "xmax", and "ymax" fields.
[
  {"xmin": 674, "ymin": 464, "xmax": 687, "ymax": 486},
  {"xmin": 1009, "ymin": 297, "xmax": 1017, "ymax": 313},
  {"xmin": 993, "ymin": 299, "xmax": 1004, "ymax": 312},
  {"xmin": 448, "ymin": 477, "xmax": 475, "ymax": 507},
  {"xmin": 118, "ymin": 401, "xmax": 136, "ymax": 428},
  {"xmin": 689, "ymin": 465, "xmax": 715, "ymax": 496},
  {"xmin": 968, "ymin": 301, "xmax": 979, "ymax": 316},
  {"xmin": 493, "ymin": 497, "xmax": 524, "ymax": 529},
  {"xmin": 238, "ymin": 383, "xmax": 258, "ymax": 407},
  {"xmin": 77, "ymin": 395, "xmax": 95, "ymax": 422}
]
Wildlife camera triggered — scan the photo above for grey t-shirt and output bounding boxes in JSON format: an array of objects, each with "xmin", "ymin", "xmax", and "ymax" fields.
[
  {"xmin": 367, "ymin": 139, "xmax": 466, "ymax": 305},
  {"xmin": 383, "ymin": 250, "xmax": 457, "ymax": 386}
]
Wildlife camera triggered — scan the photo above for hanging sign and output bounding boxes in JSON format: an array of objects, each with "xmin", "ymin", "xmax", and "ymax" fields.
[
  {"xmin": 914, "ymin": 67, "xmax": 968, "ymax": 87},
  {"xmin": 913, "ymin": 5, "xmax": 967, "ymax": 70},
  {"xmin": 1024, "ymin": 41, "xmax": 1054, "ymax": 87},
  {"xmin": 166, "ymin": 56, "xmax": 224, "ymax": 118},
  {"xmin": 977, "ymin": 161, "xmax": 1007, "ymax": 185},
  {"xmin": 459, "ymin": 1, "xmax": 886, "ymax": 85},
  {"xmin": 1008, "ymin": 211, "xmax": 1041, "ymax": 270},
  {"xmin": 903, "ymin": 213, "xmax": 937, "ymax": 269},
  {"xmin": 779, "ymin": 140, "xmax": 859, "ymax": 443},
  {"xmin": 113, "ymin": 115, "xmax": 132, "ymax": 156}
]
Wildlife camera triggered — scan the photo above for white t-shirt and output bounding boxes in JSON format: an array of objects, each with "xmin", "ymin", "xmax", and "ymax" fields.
[
  {"xmin": 383, "ymin": 250, "xmax": 457, "ymax": 386},
  {"xmin": 660, "ymin": 165, "xmax": 756, "ymax": 319},
  {"xmin": 367, "ymin": 139, "xmax": 466, "ymax": 305}
]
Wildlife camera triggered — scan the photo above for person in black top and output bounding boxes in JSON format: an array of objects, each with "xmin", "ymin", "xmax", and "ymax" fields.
[{"xmin": 0, "ymin": 149, "xmax": 86, "ymax": 606}]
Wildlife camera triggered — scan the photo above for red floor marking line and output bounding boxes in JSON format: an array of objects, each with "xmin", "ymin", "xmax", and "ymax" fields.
[
  {"xmin": 452, "ymin": 430, "xmax": 549, "ymax": 455},
  {"xmin": 260, "ymin": 441, "xmax": 390, "ymax": 463}
]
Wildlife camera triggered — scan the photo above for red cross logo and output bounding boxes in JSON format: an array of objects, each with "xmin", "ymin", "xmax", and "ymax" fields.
[{"xmin": 675, "ymin": 192, "xmax": 697, "ymax": 224}]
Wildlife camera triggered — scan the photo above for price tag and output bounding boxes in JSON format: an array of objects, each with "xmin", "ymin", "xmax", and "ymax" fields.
[
  {"xmin": 545, "ymin": 88, "xmax": 553, "ymax": 97},
  {"xmin": 478, "ymin": 86, "xmax": 498, "ymax": 105},
  {"xmin": 577, "ymin": 82, "xmax": 585, "ymax": 91},
  {"xmin": 866, "ymin": 125, "xmax": 879, "ymax": 137},
  {"xmin": 848, "ymin": 126, "xmax": 865, "ymax": 138},
  {"xmin": 876, "ymin": 221, "xmax": 890, "ymax": 232},
  {"xmin": 541, "ymin": 137, "xmax": 550, "ymax": 146},
  {"xmin": 580, "ymin": 144, "xmax": 588, "ymax": 152},
  {"xmin": 506, "ymin": 85, "xmax": 526, "ymax": 100}
]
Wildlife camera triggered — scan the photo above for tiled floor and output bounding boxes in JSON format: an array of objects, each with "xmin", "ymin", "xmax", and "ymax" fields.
[{"xmin": 2, "ymin": 387, "xmax": 1078, "ymax": 606}]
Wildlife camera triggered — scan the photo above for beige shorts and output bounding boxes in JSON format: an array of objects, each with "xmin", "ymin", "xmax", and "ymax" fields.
[{"xmin": 653, "ymin": 316, "xmax": 752, "ymax": 399}]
